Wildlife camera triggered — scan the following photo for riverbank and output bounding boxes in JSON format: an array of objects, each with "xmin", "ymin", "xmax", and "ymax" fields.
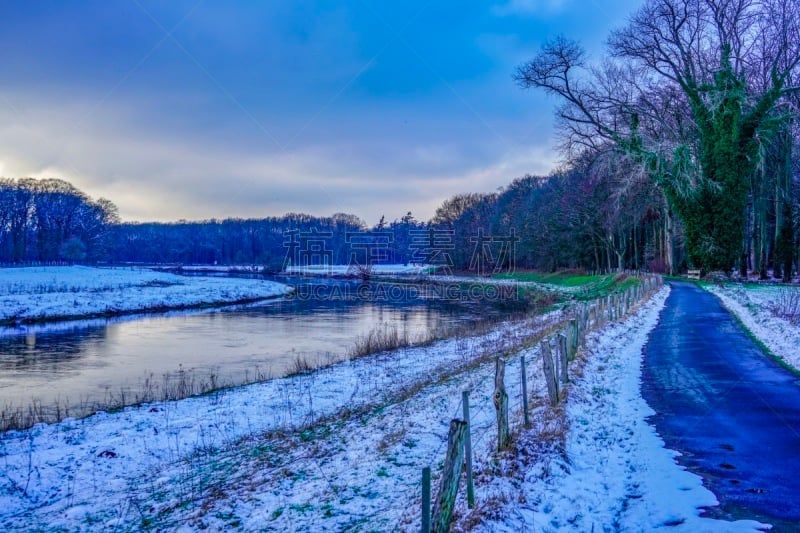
[
  {"xmin": 0, "ymin": 266, "xmax": 293, "ymax": 325},
  {"xmin": 0, "ymin": 276, "xmax": 766, "ymax": 531},
  {"xmin": 0, "ymin": 309, "xmax": 565, "ymax": 530}
]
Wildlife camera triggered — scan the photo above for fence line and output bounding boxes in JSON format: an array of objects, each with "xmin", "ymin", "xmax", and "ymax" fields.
[{"xmin": 419, "ymin": 274, "xmax": 664, "ymax": 531}]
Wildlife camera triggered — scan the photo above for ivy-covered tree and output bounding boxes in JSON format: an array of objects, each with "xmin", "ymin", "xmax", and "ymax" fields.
[{"xmin": 517, "ymin": 0, "xmax": 800, "ymax": 273}]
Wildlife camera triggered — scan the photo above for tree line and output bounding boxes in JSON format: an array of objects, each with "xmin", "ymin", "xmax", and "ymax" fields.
[
  {"xmin": 432, "ymin": 160, "xmax": 678, "ymax": 274},
  {"xmin": 3, "ymin": 1, "xmax": 798, "ymax": 278},
  {"xmin": 513, "ymin": 0, "xmax": 800, "ymax": 279},
  {"xmin": 0, "ymin": 177, "xmax": 437, "ymax": 270},
  {"xmin": 2, "ymin": 155, "xmax": 795, "ymax": 277},
  {"xmin": 0, "ymin": 178, "xmax": 119, "ymax": 263},
  {"xmin": 0, "ymin": 171, "xmax": 678, "ymax": 274}
]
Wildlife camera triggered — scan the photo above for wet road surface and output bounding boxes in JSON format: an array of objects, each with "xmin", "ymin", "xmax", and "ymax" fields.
[{"xmin": 642, "ymin": 282, "xmax": 800, "ymax": 527}]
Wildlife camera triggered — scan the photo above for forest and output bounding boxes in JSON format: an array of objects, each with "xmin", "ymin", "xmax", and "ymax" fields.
[
  {"xmin": 0, "ymin": 178, "xmax": 119, "ymax": 264},
  {"xmin": 1, "ymin": 151, "xmax": 795, "ymax": 277},
  {"xmin": 1, "ymin": 0, "xmax": 798, "ymax": 279}
]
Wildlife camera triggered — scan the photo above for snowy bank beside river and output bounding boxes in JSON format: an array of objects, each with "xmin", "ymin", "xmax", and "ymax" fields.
[
  {"xmin": 0, "ymin": 309, "xmax": 566, "ymax": 530},
  {"xmin": 0, "ymin": 266, "xmax": 292, "ymax": 324},
  {"xmin": 705, "ymin": 283, "xmax": 800, "ymax": 372},
  {"xmin": 0, "ymin": 277, "xmax": 769, "ymax": 530}
]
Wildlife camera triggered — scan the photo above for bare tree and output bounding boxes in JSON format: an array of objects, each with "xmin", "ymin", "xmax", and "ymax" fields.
[{"xmin": 517, "ymin": 0, "xmax": 800, "ymax": 272}]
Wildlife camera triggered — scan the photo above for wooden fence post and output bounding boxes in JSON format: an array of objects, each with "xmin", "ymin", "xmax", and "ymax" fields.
[
  {"xmin": 520, "ymin": 355, "xmax": 530, "ymax": 428},
  {"xmin": 422, "ymin": 467, "xmax": 431, "ymax": 533},
  {"xmin": 432, "ymin": 420, "xmax": 467, "ymax": 533},
  {"xmin": 557, "ymin": 333, "xmax": 569, "ymax": 384},
  {"xmin": 567, "ymin": 319, "xmax": 577, "ymax": 360},
  {"xmin": 541, "ymin": 340, "xmax": 559, "ymax": 407},
  {"xmin": 494, "ymin": 357, "xmax": 510, "ymax": 451},
  {"xmin": 462, "ymin": 391, "xmax": 475, "ymax": 509},
  {"xmin": 580, "ymin": 306, "xmax": 588, "ymax": 341}
]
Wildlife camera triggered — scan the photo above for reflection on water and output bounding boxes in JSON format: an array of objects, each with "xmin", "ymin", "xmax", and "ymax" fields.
[{"xmin": 0, "ymin": 277, "xmax": 515, "ymax": 418}]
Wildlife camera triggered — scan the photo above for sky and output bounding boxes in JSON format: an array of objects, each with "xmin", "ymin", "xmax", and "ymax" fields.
[{"xmin": 0, "ymin": 0, "xmax": 643, "ymax": 224}]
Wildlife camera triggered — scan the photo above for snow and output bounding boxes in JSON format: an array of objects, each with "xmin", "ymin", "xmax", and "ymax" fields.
[
  {"xmin": 478, "ymin": 286, "xmax": 769, "ymax": 532},
  {"xmin": 705, "ymin": 284, "xmax": 800, "ymax": 372},
  {"xmin": 0, "ymin": 310, "xmax": 565, "ymax": 530},
  {"xmin": 157, "ymin": 265, "xmax": 264, "ymax": 273},
  {"xmin": 0, "ymin": 279, "xmax": 772, "ymax": 530},
  {"xmin": 284, "ymin": 263, "xmax": 438, "ymax": 276},
  {"xmin": 0, "ymin": 266, "xmax": 292, "ymax": 323}
]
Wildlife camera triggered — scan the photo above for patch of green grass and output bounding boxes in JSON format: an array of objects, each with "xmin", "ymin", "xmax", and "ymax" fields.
[
  {"xmin": 321, "ymin": 504, "xmax": 336, "ymax": 518},
  {"xmin": 290, "ymin": 468, "xmax": 308, "ymax": 481},
  {"xmin": 297, "ymin": 424, "xmax": 332, "ymax": 442},
  {"xmin": 493, "ymin": 271, "xmax": 604, "ymax": 286},
  {"xmin": 250, "ymin": 444, "xmax": 274, "ymax": 458},
  {"xmin": 290, "ymin": 502, "xmax": 314, "ymax": 513},
  {"xmin": 214, "ymin": 511, "xmax": 241, "ymax": 527},
  {"xmin": 493, "ymin": 271, "xmax": 642, "ymax": 300},
  {"xmin": 376, "ymin": 466, "xmax": 389, "ymax": 477},
  {"xmin": 270, "ymin": 507, "xmax": 284, "ymax": 520}
]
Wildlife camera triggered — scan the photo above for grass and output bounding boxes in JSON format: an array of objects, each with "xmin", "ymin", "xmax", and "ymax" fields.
[
  {"xmin": 728, "ymin": 310, "xmax": 800, "ymax": 377},
  {"xmin": 769, "ymin": 287, "xmax": 800, "ymax": 325},
  {"xmin": 286, "ymin": 354, "xmax": 315, "ymax": 376},
  {"xmin": 493, "ymin": 271, "xmax": 604, "ymax": 287},
  {"xmin": 0, "ymin": 364, "xmax": 273, "ymax": 432},
  {"xmin": 492, "ymin": 271, "xmax": 641, "ymax": 300},
  {"xmin": 348, "ymin": 323, "xmax": 414, "ymax": 358},
  {"xmin": 347, "ymin": 312, "xmax": 528, "ymax": 360}
]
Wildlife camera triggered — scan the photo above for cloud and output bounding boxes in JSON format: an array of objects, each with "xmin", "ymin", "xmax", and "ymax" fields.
[
  {"xmin": 492, "ymin": 0, "xmax": 570, "ymax": 16},
  {"xmin": 0, "ymin": 1, "xmax": 645, "ymax": 229},
  {"xmin": 0, "ymin": 93, "xmax": 559, "ymax": 225}
]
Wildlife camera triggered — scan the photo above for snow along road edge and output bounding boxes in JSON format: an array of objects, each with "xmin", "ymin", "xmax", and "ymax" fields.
[
  {"xmin": 480, "ymin": 285, "xmax": 770, "ymax": 532},
  {"xmin": 704, "ymin": 284, "xmax": 800, "ymax": 373}
]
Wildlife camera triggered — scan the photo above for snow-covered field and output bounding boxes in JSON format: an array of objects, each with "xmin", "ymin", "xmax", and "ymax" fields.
[
  {"xmin": 0, "ymin": 278, "xmax": 768, "ymax": 531},
  {"xmin": 0, "ymin": 266, "xmax": 292, "ymax": 323},
  {"xmin": 705, "ymin": 283, "xmax": 800, "ymax": 372}
]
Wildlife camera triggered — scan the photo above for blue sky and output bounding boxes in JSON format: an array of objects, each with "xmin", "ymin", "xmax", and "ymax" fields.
[{"xmin": 0, "ymin": 0, "xmax": 642, "ymax": 223}]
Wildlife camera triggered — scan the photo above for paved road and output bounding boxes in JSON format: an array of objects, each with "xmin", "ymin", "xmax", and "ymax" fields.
[{"xmin": 642, "ymin": 282, "xmax": 800, "ymax": 528}]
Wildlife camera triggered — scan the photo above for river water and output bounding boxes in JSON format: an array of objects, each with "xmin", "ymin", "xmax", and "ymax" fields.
[{"xmin": 0, "ymin": 276, "xmax": 519, "ymax": 418}]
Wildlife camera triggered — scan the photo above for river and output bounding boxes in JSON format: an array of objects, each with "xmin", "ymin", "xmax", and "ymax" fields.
[{"xmin": 0, "ymin": 275, "xmax": 521, "ymax": 422}]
